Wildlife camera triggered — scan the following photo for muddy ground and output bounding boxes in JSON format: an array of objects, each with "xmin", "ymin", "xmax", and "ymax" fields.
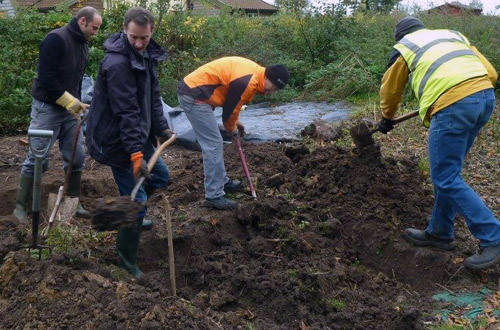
[{"xmin": 0, "ymin": 124, "xmax": 499, "ymax": 329}]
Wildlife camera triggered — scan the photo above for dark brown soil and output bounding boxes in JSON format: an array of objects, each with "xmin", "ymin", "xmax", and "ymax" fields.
[{"xmin": 0, "ymin": 134, "xmax": 498, "ymax": 329}]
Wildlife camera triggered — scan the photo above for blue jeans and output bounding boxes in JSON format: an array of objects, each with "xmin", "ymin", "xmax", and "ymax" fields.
[
  {"xmin": 111, "ymin": 142, "xmax": 170, "ymax": 219},
  {"xmin": 426, "ymin": 89, "xmax": 500, "ymax": 247}
]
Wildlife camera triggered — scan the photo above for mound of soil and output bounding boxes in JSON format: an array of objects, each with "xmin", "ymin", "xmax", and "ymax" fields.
[{"xmin": 0, "ymin": 136, "xmax": 497, "ymax": 329}]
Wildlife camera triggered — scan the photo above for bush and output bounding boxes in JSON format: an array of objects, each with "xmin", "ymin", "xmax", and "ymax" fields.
[{"xmin": 0, "ymin": 8, "xmax": 498, "ymax": 133}]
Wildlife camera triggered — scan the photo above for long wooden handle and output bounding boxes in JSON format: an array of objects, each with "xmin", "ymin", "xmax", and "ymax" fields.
[
  {"xmin": 130, "ymin": 134, "xmax": 177, "ymax": 201},
  {"xmin": 393, "ymin": 110, "xmax": 419, "ymax": 124},
  {"xmin": 162, "ymin": 193, "xmax": 177, "ymax": 296},
  {"xmin": 147, "ymin": 134, "xmax": 177, "ymax": 171}
]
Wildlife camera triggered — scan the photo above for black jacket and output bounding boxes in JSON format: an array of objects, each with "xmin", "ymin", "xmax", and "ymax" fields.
[
  {"xmin": 31, "ymin": 18, "xmax": 88, "ymax": 104},
  {"xmin": 86, "ymin": 33, "xmax": 168, "ymax": 169}
]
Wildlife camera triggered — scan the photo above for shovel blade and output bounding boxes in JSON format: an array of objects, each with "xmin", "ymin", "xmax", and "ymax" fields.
[{"xmin": 350, "ymin": 119, "xmax": 376, "ymax": 149}]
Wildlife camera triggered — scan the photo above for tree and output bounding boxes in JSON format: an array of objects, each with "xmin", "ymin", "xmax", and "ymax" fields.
[
  {"xmin": 342, "ymin": 0, "xmax": 402, "ymax": 13},
  {"xmin": 468, "ymin": 0, "xmax": 483, "ymax": 10},
  {"xmin": 275, "ymin": 0, "xmax": 310, "ymax": 13}
]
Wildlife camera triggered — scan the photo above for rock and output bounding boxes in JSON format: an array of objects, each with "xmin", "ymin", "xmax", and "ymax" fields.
[{"xmin": 301, "ymin": 120, "xmax": 343, "ymax": 142}]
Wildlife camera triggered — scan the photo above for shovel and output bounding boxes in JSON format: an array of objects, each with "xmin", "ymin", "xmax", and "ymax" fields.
[
  {"xmin": 26, "ymin": 129, "xmax": 54, "ymax": 259},
  {"xmin": 350, "ymin": 110, "xmax": 419, "ymax": 150},
  {"xmin": 233, "ymin": 137, "xmax": 257, "ymax": 200},
  {"xmin": 44, "ymin": 117, "xmax": 85, "ymax": 236},
  {"xmin": 91, "ymin": 134, "xmax": 177, "ymax": 231}
]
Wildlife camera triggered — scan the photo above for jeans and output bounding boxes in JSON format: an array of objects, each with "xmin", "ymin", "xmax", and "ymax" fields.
[
  {"xmin": 111, "ymin": 141, "xmax": 170, "ymax": 219},
  {"xmin": 21, "ymin": 98, "xmax": 85, "ymax": 176},
  {"xmin": 426, "ymin": 89, "xmax": 500, "ymax": 247},
  {"xmin": 177, "ymin": 94, "xmax": 229, "ymax": 199}
]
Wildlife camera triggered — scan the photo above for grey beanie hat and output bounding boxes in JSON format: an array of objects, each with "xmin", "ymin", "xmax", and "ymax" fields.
[{"xmin": 394, "ymin": 17, "xmax": 425, "ymax": 42}]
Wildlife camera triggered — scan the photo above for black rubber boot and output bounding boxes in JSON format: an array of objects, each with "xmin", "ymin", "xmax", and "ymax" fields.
[
  {"xmin": 13, "ymin": 175, "xmax": 33, "ymax": 225},
  {"xmin": 404, "ymin": 228, "xmax": 455, "ymax": 251},
  {"xmin": 464, "ymin": 245, "xmax": 500, "ymax": 270},
  {"xmin": 224, "ymin": 179, "xmax": 244, "ymax": 193},
  {"xmin": 205, "ymin": 196, "xmax": 237, "ymax": 210},
  {"xmin": 67, "ymin": 171, "xmax": 91, "ymax": 219},
  {"xmin": 116, "ymin": 217, "xmax": 143, "ymax": 279}
]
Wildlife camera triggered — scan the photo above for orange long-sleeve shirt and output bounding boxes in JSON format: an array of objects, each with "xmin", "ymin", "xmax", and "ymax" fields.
[{"xmin": 178, "ymin": 57, "xmax": 266, "ymax": 133}]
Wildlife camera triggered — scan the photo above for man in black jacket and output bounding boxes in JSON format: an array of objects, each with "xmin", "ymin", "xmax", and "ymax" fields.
[
  {"xmin": 86, "ymin": 7, "xmax": 172, "ymax": 279},
  {"xmin": 13, "ymin": 7, "xmax": 102, "ymax": 224}
]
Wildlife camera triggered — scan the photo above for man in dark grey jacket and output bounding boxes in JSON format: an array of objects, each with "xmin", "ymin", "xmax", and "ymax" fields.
[
  {"xmin": 86, "ymin": 7, "xmax": 172, "ymax": 279},
  {"xmin": 13, "ymin": 7, "xmax": 102, "ymax": 224}
]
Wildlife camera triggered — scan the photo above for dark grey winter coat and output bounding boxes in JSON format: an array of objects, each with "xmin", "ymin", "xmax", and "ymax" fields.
[{"xmin": 86, "ymin": 32, "xmax": 168, "ymax": 169}]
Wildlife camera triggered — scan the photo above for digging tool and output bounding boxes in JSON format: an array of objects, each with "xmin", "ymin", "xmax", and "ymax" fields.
[
  {"xmin": 350, "ymin": 110, "xmax": 419, "ymax": 149},
  {"xmin": 26, "ymin": 129, "xmax": 54, "ymax": 259},
  {"xmin": 161, "ymin": 193, "xmax": 176, "ymax": 296},
  {"xmin": 233, "ymin": 137, "xmax": 257, "ymax": 200},
  {"xmin": 91, "ymin": 134, "xmax": 177, "ymax": 231},
  {"xmin": 45, "ymin": 117, "xmax": 85, "ymax": 236}
]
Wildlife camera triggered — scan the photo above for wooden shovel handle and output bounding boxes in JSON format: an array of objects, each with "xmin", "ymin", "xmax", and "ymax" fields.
[
  {"xmin": 393, "ymin": 110, "xmax": 419, "ymax": 125},
  {"xmin": 147, "ymin": 134, "xmax": 177, "ymax": 172}
]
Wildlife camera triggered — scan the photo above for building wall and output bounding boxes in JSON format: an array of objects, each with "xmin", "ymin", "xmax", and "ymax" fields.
[
  {"xmin": 70, "ymin": 0, "xmax": 104, "ymax": 14},
  {"xmin": 0, "ymin": 0, "xmax": 16, "ymax": 17},
  {"xmin": 191, "ymin": 0, "xmax": 220, "ymax": 16}
]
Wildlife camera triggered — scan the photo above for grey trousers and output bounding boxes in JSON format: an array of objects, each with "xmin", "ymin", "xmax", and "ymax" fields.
[
  {"xmin": 21, "ymin": 98, "xmax": 85, "ymax": 177},
  {"xmin": 177, "ymin": 94, "xmax": 229, "ymax": 199}
]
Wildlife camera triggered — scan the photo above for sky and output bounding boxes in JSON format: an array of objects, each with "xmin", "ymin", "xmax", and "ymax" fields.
[{"xmin": 263, "ymin": 0, "xmax": 500, "ymax": 15}]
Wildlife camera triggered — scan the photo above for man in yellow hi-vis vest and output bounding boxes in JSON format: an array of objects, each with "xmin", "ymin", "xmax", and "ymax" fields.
[{"xmin": 378, "ymin": 17, "xmax": 499, "ymax": 270}]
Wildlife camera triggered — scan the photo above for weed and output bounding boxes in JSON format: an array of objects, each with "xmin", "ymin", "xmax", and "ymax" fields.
[
  {"xmin": 327, "ymin": 298, "xmax": 346, "ymax": 310},
  {"xmin": 417, "ymin": 157, "xmax": 429, "ymax": 175},
  {"xmin": 288, "ymin": 269, "xmax": 298, "ymax": 278},
  {"xmin": 297, "ymin": 220, "xmax": 310, "ymax": 230},
  {"xmin": 245, "ymin": 321, "xmax": 255, "ymax": 330},
  {"xmin": 284, "ymin": 191, "xmax": 293, "ymax": 201},
  {"xmin": 29, "ymin": 248, "xmax": 50, "ymax": 260}
]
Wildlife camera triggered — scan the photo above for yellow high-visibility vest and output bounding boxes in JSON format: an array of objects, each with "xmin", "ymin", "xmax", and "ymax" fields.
[{"xmin": 394, "ymin": 29, "xmax": 488, "ymax": 127}]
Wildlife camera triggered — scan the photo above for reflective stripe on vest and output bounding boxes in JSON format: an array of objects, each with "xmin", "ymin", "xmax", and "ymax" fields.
[{"xmin": 394, "ymin": 29, "xmax": 488, "ymax": 127}]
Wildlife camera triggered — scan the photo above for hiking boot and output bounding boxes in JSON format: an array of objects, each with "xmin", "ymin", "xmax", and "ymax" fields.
[
  {"xmin": 205, "ymin": 196, "xmax": 237, "ymax": 210},
  {"xmin": 142, "ymin": 219, "xmax": 153, "ymax": 231},
  {"xmin": 464, "ymin": 245, "xmax": 500, "ymax": 270},
  {"xmin": 13, "ymin": 175, "xmax": 34, "ymax": 225},
  {"xmin": 224, "ymin": 179, "xmax": 244, "ymax": 193},
  {"xmin": 404, "ymin": 228, "xmax": 455, "ymax": 251}
]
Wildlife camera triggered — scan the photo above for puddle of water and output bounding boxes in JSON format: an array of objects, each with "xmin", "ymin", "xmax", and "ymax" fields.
[{"xmin": 165, "ymin": 101, "xmax": 352, "ymax": 143}]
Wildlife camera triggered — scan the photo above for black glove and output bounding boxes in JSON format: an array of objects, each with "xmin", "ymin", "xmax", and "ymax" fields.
[
  {"xmin": 378, "ymin": 117, "xmax": 395, "ymax": 134},
  {"xmin": 158, "ymin": 129, "xmax": 175, "ymax": 145}
]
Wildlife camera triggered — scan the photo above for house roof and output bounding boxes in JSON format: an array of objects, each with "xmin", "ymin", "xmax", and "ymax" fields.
[
  {"xmin": 432, "ymin": 1, "xmax": 482, "ymax": 11},
  {"xmin": 217, "ymin": 0, "xmax": 278, "ymax": 11},
  {"xmin": 14, "ymin": 0, "xmax": 77, "ymax": 10}
]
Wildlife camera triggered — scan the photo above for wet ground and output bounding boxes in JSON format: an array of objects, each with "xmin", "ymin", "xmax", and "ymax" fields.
[{"xmin": 0, "ymin": 123, "xmax": 499, "ymax": 328}]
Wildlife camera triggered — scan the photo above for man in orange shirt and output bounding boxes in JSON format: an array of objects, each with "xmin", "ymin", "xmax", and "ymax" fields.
[{"xmin": 177, "ymin": 57, "xmax": 289, "ymax": 210}]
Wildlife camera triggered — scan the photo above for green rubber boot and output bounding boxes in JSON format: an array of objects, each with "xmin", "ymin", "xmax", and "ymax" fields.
[
  {"xmin": 116, "ymin": 218, "xmax": 143, "ymax": 279},
  {"xmin": 67, "ymin": 171, "xmax": 91, "ymax": 219},
  {"xmin": 13, "ymin": 175, "xmax": 34, "ymax": 225}
]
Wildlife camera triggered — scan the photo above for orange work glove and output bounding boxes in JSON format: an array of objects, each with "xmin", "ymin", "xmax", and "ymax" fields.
[{"xmin": 130, "ymin": 151, "xmax": 150, "ymax": 181}]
